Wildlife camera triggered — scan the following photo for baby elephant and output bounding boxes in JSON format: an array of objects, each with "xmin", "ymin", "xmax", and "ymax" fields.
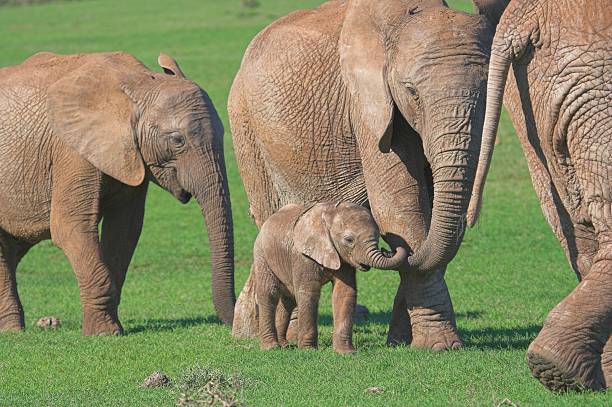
[{"xmin": 254, "ymin": 202, "xmax": 407, "ymax": 353}]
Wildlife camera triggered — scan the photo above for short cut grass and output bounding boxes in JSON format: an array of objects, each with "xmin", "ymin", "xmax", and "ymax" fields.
[{"xmin": 0, "ymin": 0, "xmax": 609, "ymax": 406}]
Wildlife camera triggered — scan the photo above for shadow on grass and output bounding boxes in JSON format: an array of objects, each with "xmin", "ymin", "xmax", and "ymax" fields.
[
  {"xmin": 319, "ymin": 310, "xmax": 541, "ymax": 350},
  {"xmin": 126, "ymin": 315, "xmax": 222, "ymax": 334},
  {"xmin": 460, "ymin": 325, "xmax": 542, "ymax": 350}
]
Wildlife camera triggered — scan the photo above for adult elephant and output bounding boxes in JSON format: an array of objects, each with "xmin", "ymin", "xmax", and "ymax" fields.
[
  {"xmin": 468, "ymin": 0, "xmax": 611, "ymax": 391},
  {"xmin": 0, "ymin": 52, "xmax": 234, "ymax": 334},
  {"xmin": 229, "ymin": 0, "xmax": 507, "ymax": 350}
]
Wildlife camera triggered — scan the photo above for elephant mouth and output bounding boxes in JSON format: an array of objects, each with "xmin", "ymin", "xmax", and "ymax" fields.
[
  {"xmin": 357, "ymin": 264, "xmax": 371, "ymax": 272},
  {"xmin": 177, "ymin": 189, "xmax": 192, "ymax": 204}
]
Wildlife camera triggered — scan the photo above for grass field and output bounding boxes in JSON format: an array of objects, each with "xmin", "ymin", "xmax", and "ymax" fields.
[{"xmin": 0, "ymin": 0, "xmax": 609, "ymax": 405}]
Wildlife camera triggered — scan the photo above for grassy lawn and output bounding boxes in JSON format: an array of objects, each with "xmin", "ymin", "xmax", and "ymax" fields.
[{"xmin": 0, "ymin": 0, "xmax": 608, "ymax": 405}]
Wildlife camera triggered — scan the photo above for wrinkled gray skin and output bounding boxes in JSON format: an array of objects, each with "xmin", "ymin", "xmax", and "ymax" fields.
[
  {"xmin": 0, "ymin": 52, "xmax": 234, "ymax": 335},
  {"xmin": 229, "ymin": 0, "xmax": 507, "ymax": 350},
  {"xmin": 468, "ymin": 0, "xmax": 611, "ymax": 392},
  {"xmin": 254, "ymin": 202, "xmax": 407, "ymax": 353}
]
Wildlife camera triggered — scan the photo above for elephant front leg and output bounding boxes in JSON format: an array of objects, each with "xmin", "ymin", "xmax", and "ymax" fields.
[
  {"xmin": 331, "ymin": 266, "xmax": 357, "ymax": 354},
  {"xmin": 52, "ymin": 210, "xmax": 122, "ymax": 335},
  {"xmin": 527, "ymin": 247, "xmax": 611, "ymax": 392},
  {"xmin": 402, "ymin": 269, "xmax": 462, "ymax": 351},
  {"xmin": 361, "ymin": 133, "xmax": 462, "ymax": 351},
  {"xmin": 100, "ymin": 184, "xmax": 147, "ymax": 305},
  {"xmin": 58, "ymin": 231, "xmax": 122, "ymax": 336},
  {"xmin": 296, "ymin": 285, "xmax": 321, "ymax": 350}
]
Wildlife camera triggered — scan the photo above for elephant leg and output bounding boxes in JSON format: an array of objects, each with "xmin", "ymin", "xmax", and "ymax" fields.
[
  {"xmin": 0, "ymin": 233, "xmax": 24, "ymax": 332},
  {"xmin": 232, "ymin": 123, "xmax": 281, "ymax": 338},
  {"xmin": 296, "ymin": 285, "xmax": 321, "ymax": 350},
  {"xmin": 527, "ymin": 244, "xmax": 611, "ymax": 392},
  {"xmin": 403, "ymin": 269, "xmax": 462, "ymax": 351},
  {"xmin": 276, "ymin": 295, "xmax": 295, "ymax": 347},
  {"xmin": 254, "ymin": 262, "xmax": 280, "ymax": 350},
  {"xmin": 100, "ymin": 184, "xmax": 147, "ymax": 304},
  {"xmin": 361, "ymin": 127, "xmax": 462, "ymax": 351},
  {"xmin": 331, "ymin": 265, "xmax": 357, "ymax": 354},
  {"xmin": 387, "ymin": 281, "xmax": 412, "ymax": 346},
  {"xmin": 603, "ymin": 336, "xmax": 612, "ymax": 388},
  {"xmin": 51, "ymin": 199, "xmax": 121, "ymax": 335}
]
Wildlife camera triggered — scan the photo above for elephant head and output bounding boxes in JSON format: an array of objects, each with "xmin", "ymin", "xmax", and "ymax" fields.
[
  {"xmin": 294, "ymin": 203, "xmax": 408, "ymax": 271},
  {"xmin": 46, "ymin": 52, "xmax": 235, "ymax": 324},
  {"xmin": 339, "ymin": 0, "xmax": 507, "ymax": 273}
]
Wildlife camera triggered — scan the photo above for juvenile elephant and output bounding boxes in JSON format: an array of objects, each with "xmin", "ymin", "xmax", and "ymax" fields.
[
  {"xmin": 0, "ymin": 52, "xmax": 234, "ymax": 335},
  {"xmin": 254, "ymin": 202, "xmax": 407, "ymax": 353},
  {"xmin": 229, "ymin": 0, "xmax": 508, "ymax": 350},
  {"xmin": 468, "ymin": 0, "xmax": 611, "ymax": 391}
]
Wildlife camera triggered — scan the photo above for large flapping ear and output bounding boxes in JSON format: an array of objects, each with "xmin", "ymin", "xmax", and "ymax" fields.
[
  {"xmin": 158, "ymin": 52, "xmax": 186, "ymax": 78},
  {"xmin": 472, "ymin": 0, "xmax": 510, "ymax": 27},
  {"xmin": 294, "ymin": 204, "xmax": 341, "ymax": 270},
  {"xmin": 339, "ymin": 0, "xmax": 396, "ymax": 153},
  {"xmin": 47, "ymin": 59, "xmax": 145, "ymax": 186}
]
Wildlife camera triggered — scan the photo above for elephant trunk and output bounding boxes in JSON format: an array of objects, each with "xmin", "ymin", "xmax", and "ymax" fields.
[
  {"xmin": 467, "ymin": 38, "xmax": 514, "ymax": 226},
  {"xmin": 406, "ymin": 96, "xmax": 482, "ymax": 272},
  {"xmin": 362, "ymin": 244, "xmax": 408, "ymax": 270},
  {"xmin": 191, "ymin": 144, "xmax": 235, "ymax": 325}
]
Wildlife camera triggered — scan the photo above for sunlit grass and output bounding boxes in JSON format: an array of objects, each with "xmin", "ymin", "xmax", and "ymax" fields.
[{"xmin": 0, "ymin": 0, "xmax": 608, "ymax": 405}]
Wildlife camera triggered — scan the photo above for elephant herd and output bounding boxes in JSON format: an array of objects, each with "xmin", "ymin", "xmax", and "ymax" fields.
[{"xmin": 0, "ymin": 0, "xmax": 608, "ymax": 394}]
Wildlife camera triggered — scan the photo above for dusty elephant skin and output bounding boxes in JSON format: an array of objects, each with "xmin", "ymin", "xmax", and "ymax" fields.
[
  {"xmin": 468, "ymin": 0, "xmax": 611, "ymax": 392},
  {"xmin": 254, "ymin": 203, "xmax": 407, "ymax": 353},
  {"xmin": 229, "ymin": 0, "xmax": 508, "ymax": 350},
  {"xmin": 0, "ymin": 52, "xmax": 235, "ymax": 335}
]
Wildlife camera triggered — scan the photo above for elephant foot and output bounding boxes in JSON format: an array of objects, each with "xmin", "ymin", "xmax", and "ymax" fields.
[
  {"xmin": 411, "ymin": 324, "xmax": 463, "ymax": 351},
  {"xmin": 82, "ymin": 309, "xmax": 123, "ymax": 336},
  {"xmin": 527, "ymin": 329, "xmax": 605, "ymax": 392},
  {"xmin": 260, "ymin": 339, "xmax": 280, "ymax": 350},
  {"xmin": 333, "ymin": 342, "xmax": 356, "ymax": 354},
  {"xmin": 0, "ymin": 312, "xmax": 25, "ymax": 332},
  {"xmin": 286, "ymin": 315, "xmax": 298, "ymax": 342}
]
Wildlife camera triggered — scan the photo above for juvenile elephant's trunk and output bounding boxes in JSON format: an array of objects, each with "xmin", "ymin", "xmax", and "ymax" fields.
[
  {"xmin": 406, "ymin": 95, "xmax": 482, "ymax": 272},
  {"xmin": 192, "ymin": 144, "xmax": 235, "ymax": 325},
  {"xmin": 363, "ymin": 245, "xmax": 408, "ymax": 270}
]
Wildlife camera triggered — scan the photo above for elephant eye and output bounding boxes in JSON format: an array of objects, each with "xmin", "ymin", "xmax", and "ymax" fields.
[
  {"xmin": 343, "ymin": 235, "xmax": 355, "ymax": 246},
  {"xmin": 404, "ymin": 82, "xmax": 419, "ymax": 101},
  {"xmin": 169, "ymin": 133, "xmax": 185, "ymax": 148}
]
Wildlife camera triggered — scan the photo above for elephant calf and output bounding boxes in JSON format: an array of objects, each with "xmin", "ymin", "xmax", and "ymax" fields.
[
  {"xmin": 0, "ymin": 52, "xmax": 234, "ymax": 335},
  {"xmin": 253, "ymin": 202, "xmax": 407, "ymax": 353}
]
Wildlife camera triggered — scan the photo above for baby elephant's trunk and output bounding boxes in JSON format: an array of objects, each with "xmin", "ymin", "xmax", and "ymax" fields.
[{"xmin": 363, "ymin": 245, "xmax": 408, "ymax": 270}]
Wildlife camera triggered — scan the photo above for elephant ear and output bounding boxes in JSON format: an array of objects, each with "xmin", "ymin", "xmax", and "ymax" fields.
[
  {"xmin": 47, "ymin": 60, "xmax": 145, "ymax": 186},
  {"xmin": 339, "ymin": 0, "xmax": 395, "ymax": 153},
  {"xmin": 158, "ymin": 52, "xmax": 186, "ymax": 78},
  {"xmin": 294, "ymin": 204, "xmax": 341, "ymax": 271}
]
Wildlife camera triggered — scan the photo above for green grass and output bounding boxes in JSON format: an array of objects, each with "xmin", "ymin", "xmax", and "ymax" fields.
[{"xmin": 0, "ymin": 0, "xmax": 609, "ymax": 405}]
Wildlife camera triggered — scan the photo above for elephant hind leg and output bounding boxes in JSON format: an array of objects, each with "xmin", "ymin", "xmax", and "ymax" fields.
[
  {"xmin": 527, "ymin": 246, "xmax": 611, "ymax": 392},
  {"xmin": 276, "ymin": 295, "xmax": 295, "ymax": 347},
  {"xmin": 0, "ymin": 233, "xmax": 30, "ymax": 332},
  {"xmin": 231, "ymin": 112, "xmax": 282, "ymax": 339}
]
